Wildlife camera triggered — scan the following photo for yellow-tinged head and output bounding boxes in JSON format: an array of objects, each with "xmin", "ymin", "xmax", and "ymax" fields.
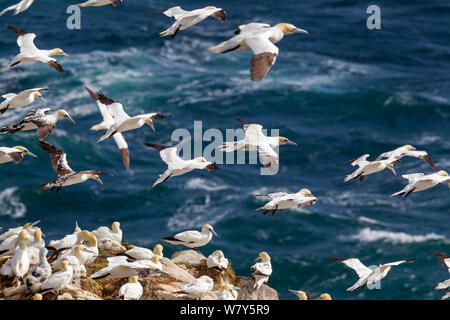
[
  {"xmin": 33, "ymin": 227, "xmax": 42, "ymax": 242},
  {"xmin": 276, "ymin": 23, "xmax": 308, "ymax": 35},
  {"xmin": 153, "ymin": 244, "xmax": 163, "ymax": 255},
  {"xmin": 256, "ymin": 251, "xmax": 270, "ymax": 262},
  {"xmin": 202, "ymin": 224, "xmax": 217, "ymax": 236},
  {"xmin": 74, "ymin": 244, "xmax": 85, "ymax": 255},
  {"xmin": 320, "ymin": 293, "xmax": 332, "ymax": 300},
  {"xmin": 18, "ymin": 229, "xmax": 29, "ymax": 242},
  {"xmin": 33, "ymin": 91, "xmax": 42, "ymax": 98},
  {"xmin": 23, "ymin": 222, "xmax": 31, "ymax": 229},
  {"xmin": 204, "ymin": 6, "xmax": 217, "ymax": 10},
  {"xmin": 74, "ymin": 222, "xmax": 81, "ymax": 233},
  {"xmin": 55, "ymin": 109, "xmax": 75, "ymax": 123},
  {"xmin": 151, "ymin": 255, "xmax": 161, "ymax": 263},
  {"xmin": 80, "ymin": 230, "xmax": 91, "ymax": 240},
  {"xmin": 278, "ymin": 136, "xmax": 297, "ymax": 146},
  {"xmin": 87, "ymin": 234, "xmax": 97, "ymax": 246},
  {"xmin": 214, "ymin": 249, "xmax": 224, "ymax": 256},
  {"xmin": 129, "ymin": 275, "xmax": 139, "ymax": 283},
  {"xmin": 299, "ymin": 188, "xmax": 312, "ymax": 196},
  {"xmin": 32, "ymin": 293, "xmax": 43, "ymax": 300},
  {"xmin": 89, "ymin": 174, "xmax": 103, "ymax": 184},
  {"xmin": 60, "ymin": 260, "xmax": 70, "ymax": 271},
  {"xmin": 289, "ymin": 290, "xmax": 308, "ymax": 300},
  {"xmin": 13, "ymin": 146, "xmax": 37, "ymax": 157},
  {"xmin": 50, "ymin": 48, "xmax": 69, "ymax": 57},
  {"xmin": 402, "ymin": 144, "xmax": 415, "ymax": 150},
  {"xmin": 438, "ymin": 170, "xmax": 448, "ymax": 176},
  {"xmin": 112, "ymin": 221, "xmax": 120, "ymax": 232},
  {"xmin": 223, "ymin": 283, "xmax": 235, "ymax": 291}
]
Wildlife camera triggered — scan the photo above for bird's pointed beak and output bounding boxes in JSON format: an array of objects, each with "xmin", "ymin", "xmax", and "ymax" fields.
[
  {"xmin": 38, "ymin": 96, "xmax": 47, "ymax": 104},
  {"xmin": 146, "ymin": 119, "xmax": 155, "ymax": 131},
  {"xmin": 212, "ymin": 230, "xmax": 218, "ymax": 237},
  {"xmin": 255, "ymin": 256, "xmax": 262, "ymax": 262},
  {"xmin": 66, "ymin": 115, "xmax": 75, "ymax": 124},
  {"xmin": 61, "ymin": 52, "xmax": 70, "ymax": 57},
  {"xmin": 388, "ymin": 165, "xmax": 397, "ymax": 176},
  {"xmin": 286, "ymin": 140, "xmax": 297, "ymax": 146},
  {"xmin": 26, "ymin": 151, "xmax": 37, "ymax": 158},
  {"xmin": 292, "ymin": 27, "xmax": 308, "ymax": 34},
  {"xmin": 93, "ymin": 175, "xmax": 103, "ymax": 184}
]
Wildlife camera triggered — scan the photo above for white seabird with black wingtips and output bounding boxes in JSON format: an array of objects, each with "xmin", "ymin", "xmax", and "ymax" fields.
[
  {"xmin": 433, "ymin": 251, "xmax": 450, "ymax": 300},
  {"xmin": 76, "ymin": 0, "xmax": 122, "ymax": 7},
  {"xmin": 253, "ymin": 188, "xmax": 317, "ymax": 217},
  {"xmin": 0, "ymin": 145, "xmax": 37, "ymax": 165},
  {"xmin": 328, "ymin": 256, "xmax": 416, "ymax": 291},
  {"xmin": 208, "ymin": 22, "xmax": 308, "ymax": 81},
  {"xmin": 376, "ymin": 144, "xmax": 438, "ymax": 171},
  {"xmin": 162, "ymin": 224, "xmax": 217, "ymax": 250},
  {"xmin": 145, "ymin": 143, "xmax": 219, "ymax": 187},
  {"xmin": 0, "ymin": 0, "xmax": 35, "ymax": 16},
  {"xmin": 92, "ymin": 91, "xmax": 171, "ymax": 143},
  {"xmin": 3, "ymin": 25, "xmax": 69, "ymax": 73},
  {"xmin": 218, "ymin": 118, "xmax": 296, "ymax": 174},
  {"xmin": 155, "ymin": 6, "xmax": 226, "ymax": 38},
  {"xmin": 391, "ymin": 170, "xmax": 450, "ymax": 198},
  {"xmin": 344, "ymin": 154, "xmax": 398, "ymax": 183},
  {"xmin": 251, "ymin": 252, "xmax": 272, "ymax": 290},
  {"xmin": 0, "ymin": 87, "xmax": 49, "ymax": 115}
]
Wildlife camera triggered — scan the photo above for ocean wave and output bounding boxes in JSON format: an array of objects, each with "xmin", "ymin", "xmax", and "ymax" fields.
[
  {"xmin": 346, "ymin": 228, "xmax": 447, "ymax": 244},
  {"xmin": 184, "ymin": 178, "xmax": 230, "ymax": 192},
  {"xmin": 0, "ymin": 187, "xmax": 26, "ymax": 219}
]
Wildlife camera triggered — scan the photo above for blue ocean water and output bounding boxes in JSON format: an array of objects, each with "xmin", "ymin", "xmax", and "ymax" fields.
[{"xmin": 0, "ymin": 0, "xmax": 449, "ymax": 300}]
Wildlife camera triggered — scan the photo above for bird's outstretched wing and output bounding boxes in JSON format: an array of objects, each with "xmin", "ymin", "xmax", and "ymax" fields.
[
  {"xmin": 244, "ymin": 36, "xmax": 279, "ymax": 81},
  {"xmin": 328, "ymin": 257, "xmax": 372, "ymax": 279},
  {"xmin": 39, "ymin": 141, "xmax": 74, "ymax": 177}
]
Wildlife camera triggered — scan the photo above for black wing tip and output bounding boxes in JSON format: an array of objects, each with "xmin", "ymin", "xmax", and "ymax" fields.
[
  {"xmin": 236, "ymin": 117, "xmax": 251, "ymax": 125},
  {"xmin": 152, "ymin": 113, "xmax": 172, "ymax": 120},
  {"xmin": 96, "ymin": 91, "xmax": 116, "ymax": 105},
  {"xmin": 205, "ymin": 162, "xmax": 220, "ymax": 171},
  {"xmin": 6, "ymin": 24, "xmax": 31, "ymax": 35},
  {"xmin": 84, "ymin": 86, "xmax": 98, "ymax": 101},
  {"xmin": 406, "ymin": 258, "xmax": 416, "ymax": 263},
  {"xmin": 327, "ymin": 257, "xmax": 347, "ymax": 262},
  {"xmin": 144, "ymin": 143, "xmax": 171, "ymax": 151},
  {"xmin": 152, "ymin": 8, "xmax": 170, "ymax": 14}
]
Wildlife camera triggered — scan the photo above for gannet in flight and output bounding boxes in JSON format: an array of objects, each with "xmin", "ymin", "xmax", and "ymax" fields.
[
  {"xmin": 0, "ymin": 146, "xmax": 37, "ymax": 165},
  {"xmin": 391, "ymin": 170, "xmax": 450, "ymax": 198},
  {"xmin": 3, "ymin": 25, "xmax": 69, "ymax": 73},
  {"xmin": 328, "ymin": 256, "xmax": 415, "ymax": 291},
  {"xmin": 208, "ymin": 22, "xmax": 308, "ymax": 81},
  {"xmin": 89, "ymin": 256, "xmax": 165, "ymax": 280},
  {"xmin": 376, "ymin": 144, "xmax": 438, "ymax": 172},
  {"xmin": 344, "ymin": 154, "xmax": 397, "ymax": 183},
  {"xmin": 216, "ymin": 284, "xmax": 239, "ymax": 300},
  {"xmin": 76, "ymin": 0, "xmax": 122, "ymax": 7},
  {"xmin": 86, "ymin": 87, "xmax": 130, "ymax": 169},
  {"xmin": 173, "ymin": 275, "xmax": 214, "ymax": 299},
  {"xmin": 90, "ymin": 90, "xmax": 171, "ymax": 143},
  {"xmin": 253, "ymin": 188, "xmax": 317, "ymax": 217},
  {"xmin": 0, "ymin": 88, "xmax": 49, "ymax": 115},
  {"xmin": 206, "ymin": 250, "xmax": 229, "ymax": 271},
  {"xmin": 433, "ymin": 251, "xmax": 450, "ymax": 300},
  {"xmin": 218, "ymin": 118, "xmax": 296, "ymax": 174},
  {"xmin": 39, "ymin": 260, "xmax": 73, "ymax": 294},
  {"xmin": 0, "ymin": 0, "xmax": 35, "ymax": 16},
  {"xmin": 251, "ymin": 252, "xmax": 272, "ymax": 290},
  {"xmin": 0, "ymin": 108, "xmax": 75, "ymax": 141},
  {"xmin": 118, "ymin": 276, "xmax": 143, "ymax": 300},
  {"xmin": 155, "ymin": 6, "xmax": 226, "ymax": 39},
  {"xmin": 144, "ymin": 143, "xmax": 219, "ymax": 187},
  {"xmin": 38, "ymin": 141, "xmax": 111, "ymax": 194},
  {"xmin": 25, "ymin": 247, "xmax": 52, "ymax": 294},
  {"xmin": 288, "ymin": 289, "xmax": 332, "ymax": 300},
  {"xmin": 162, "ymin": 224, "xmax": 217, "ymax": 250}
]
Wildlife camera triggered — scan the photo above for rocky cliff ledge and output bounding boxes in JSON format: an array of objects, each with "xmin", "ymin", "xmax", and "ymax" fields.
[{"xmin": 0, "ymin": 245, "xmax": 278, "ymax": 300}]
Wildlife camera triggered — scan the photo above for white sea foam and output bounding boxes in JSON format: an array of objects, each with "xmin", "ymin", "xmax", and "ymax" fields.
[
  {"xmin": 184, "ymin": 178, "xmax": 229, "ymax": 192},
  {"xmin": 347, "ymin": 228, "xmax": 447, "ymax": 244},
  {"xmin": 358, "ymin": 216, "xmax": 385, "ymax": 226},
  {"xmin": 0, "ymin": 187, "xmax": 26, "ymax": 218}
]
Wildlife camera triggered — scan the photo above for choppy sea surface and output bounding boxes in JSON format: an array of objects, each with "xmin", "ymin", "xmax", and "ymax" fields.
[{"xmin": 0, "ymin": 0, "xmax": 448, "ymax": 300}]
